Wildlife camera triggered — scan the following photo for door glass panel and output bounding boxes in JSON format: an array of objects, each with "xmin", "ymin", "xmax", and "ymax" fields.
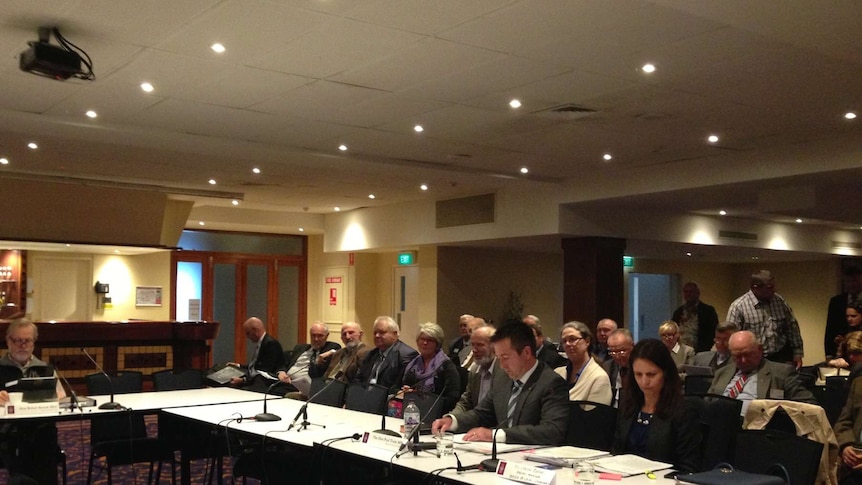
[
  {"xmin": 213, "ymin": 263, "xmax": 236, "ymax": 364},
  {"xmin": 278, "ymin": 265, "xmax": 299, "ymax": 350},
  {"xmin": 175, "ymin": 261, "xmax": 202, "ymax": 321},
  {"xmin": 246, "ymin": 263, "xmax": 269, "ymax": 356}
]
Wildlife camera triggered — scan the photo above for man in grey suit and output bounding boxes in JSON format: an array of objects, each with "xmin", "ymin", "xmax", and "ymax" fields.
[
  {"xmin": 708, "ymin": 330, "xmax": 816, "ymax": 415},
  {"xmin": 692, "ymin": 321, "xmax": 739, "ymax": 372},
  {"xmin": 432, "ymin": 321, "xmax": 569, "ymax": 445},
  {"xmin": 453, "ymin": 325, "xmax": 497, "ymax": 414}
]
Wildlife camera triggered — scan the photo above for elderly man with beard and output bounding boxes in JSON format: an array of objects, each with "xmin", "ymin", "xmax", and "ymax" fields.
[
  {"xmin": 453, "ymin": 325, "xmax": 497, "ymax": 413},
  {"xmin": 313, "ymin": 321, "xmax": 370, "ymax": 383}
]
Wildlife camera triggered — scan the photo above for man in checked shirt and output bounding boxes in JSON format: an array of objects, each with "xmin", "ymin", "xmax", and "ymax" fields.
[{"xmin": 726, "ymin": 270, "xmax": 804, "ymax": 369}]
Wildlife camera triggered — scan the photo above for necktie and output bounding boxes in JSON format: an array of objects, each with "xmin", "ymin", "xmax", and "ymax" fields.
[
  {"xmin": 507, "ymin": 380, "xmax": 523, "ymax": 421},
  {"xmin": 728, "ymin": 372, "xmax": 748, "ymax": 399},
  {"xmin": 248, "ymin": 343, "xmax": 260, "ymax": 375}
]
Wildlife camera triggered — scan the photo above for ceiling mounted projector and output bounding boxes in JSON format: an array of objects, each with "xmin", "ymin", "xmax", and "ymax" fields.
[{"xmin": 19, "ymin": 26, "xmax": 94, "ymax": 81}]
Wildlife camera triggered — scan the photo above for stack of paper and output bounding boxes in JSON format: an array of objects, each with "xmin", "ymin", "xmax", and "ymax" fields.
[{"xmin": 588, "ymin": 454, "xmax": 673, "ymax": 476}]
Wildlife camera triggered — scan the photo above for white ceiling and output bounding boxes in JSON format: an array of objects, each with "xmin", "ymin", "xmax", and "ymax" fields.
[{"xmin": 1, "ymin": 0, "xmax": 861, "ymax": 258}]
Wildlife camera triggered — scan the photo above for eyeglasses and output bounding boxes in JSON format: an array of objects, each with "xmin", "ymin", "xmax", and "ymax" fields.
[
  {"xmin": 608, "ymin": 349, "xmax": 629, "ymax": 356},
  {"xmin": 8, "ymin": 337, "xmax": 34, "ymax": 346},
  {"xmin": 561, "ymin": 336, "xmax": 584, "ymax": 345},
  {"xmin": 661, "ymin": 333, "xmax": 677, "ymax": 339}
]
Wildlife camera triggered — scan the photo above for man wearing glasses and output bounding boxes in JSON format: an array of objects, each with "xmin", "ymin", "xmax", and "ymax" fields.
[
  {"xmin": 0, "ymin": 318, "xmax": 66, "ymax": 485},
  {"xmin": 726, "ymin": 270, "xmax": 804, "ymax": 368},
  {"xmin": 601, "ymin": 328, "xmax": 634, "ymax": 408}
]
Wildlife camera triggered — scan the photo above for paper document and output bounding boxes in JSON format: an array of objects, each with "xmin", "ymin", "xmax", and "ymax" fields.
[
  {"xmin": 588, "ymin": 454, "xmax": 672, "ymax": 476},
  {"xmin": 532, "ymin": 446, "xmax": 609, "ymax": 460},
  {"xmin": 206, "ymin": 365, "xmax": 245, "ymax": 384},
  {"xmin": 453, "ymin": 434, "xmax": 540, "ymax": 454}
]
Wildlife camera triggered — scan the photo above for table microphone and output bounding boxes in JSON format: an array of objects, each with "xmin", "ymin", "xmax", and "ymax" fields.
[
  {"xmin": 479, "ymin": 413, "xmax": 515, "ymax": 472},
  {"xmin": 255, "ymin": 379, "xmax": 284, "ymax": 422},
  {"xmin": 287, "ymin": 371, "xmax": 343, "ymax": 431},
  {"xmin": 80, "ymin": 348, "xmax": 123, "ymax": 410},
  {"xmin": 396, "ymin": 383, "xmax": 448, "ymax": 457},
  {"xmin": 53, "ymin": 364, "xmax": 81, "ymax": 412}
]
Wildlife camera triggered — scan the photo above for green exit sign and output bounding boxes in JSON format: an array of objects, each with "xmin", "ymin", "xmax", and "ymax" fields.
[
  {"xmin": 623, "ymin": 256, "xmax": 634, "ymax": 267},
  {"xmin": 398, "ymin": 251, "xmax": 416, "ymax": 265}
]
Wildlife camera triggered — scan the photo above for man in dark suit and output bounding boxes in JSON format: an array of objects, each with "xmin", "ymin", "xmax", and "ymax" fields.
[
  {"xmin": 708, "ymin": 330, "xmax": 816, "ymax": 415},
  {"xmin": 523, "ymin": 314, "xmax": 567, "ymax": 369},
  {"xmin": 278, "ymin": 321, "xmax": 340, "ymax": 396},
  {"xmin": 825, "ymin": 266, "xmax": 862, "ymax": 357},
  {"xmin": 602, "ymin": 328, "xmax": 634, "ymax": 408},
  {"xmin": 314, "ymin": 321, "xmax": 369, "ymax": 383},
  {"xmin": 672, "ymin": 281, "xmax": 720, "ymax": 352},
  {"xmin": 230, "ymin": 317, "xmax": 286, "ymax": 392},
  {"xmin": 432, "ymin": 321, "xmax": 569, "ymax": 445},
  {"xmin": 354, "ymin": 316, "xmax": 418, "ymax": 393},
  {"xmin": 453, "ymin": 325, "xmax": 497, "ymax": 414},
  {"xmin": 691, "ymin": 321, "xmax": 739, "ymax": 372},
  {"xmin": 448, "ymin": 314, "xmax": 474, "ymax": 361},
  {"xmin": 835, "ymin": 376, "xmax": 862, "ymax": 483}
]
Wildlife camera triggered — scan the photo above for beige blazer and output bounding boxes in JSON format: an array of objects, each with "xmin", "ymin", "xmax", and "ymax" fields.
[{"xmin": 554, "ymin": 358, "xmax": 613, "ymax": 405}]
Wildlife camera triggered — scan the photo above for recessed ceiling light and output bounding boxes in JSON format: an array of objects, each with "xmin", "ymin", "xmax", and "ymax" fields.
[
  {"xmin": 719, "ymin": 210, "xmax": 727, "ymax": 216},
  {"xmin": 252, "ymin": 167, "xmax": 261, "ymax": 174},
  {"xmin": 602, "ymin": 153, "xmax": 613, "ymax": 161},
  {"xmin": 113, "ymin": 250, "xmax": 120, "ymax": 254},
  {"xmin": 751, "ymin": 256, "xmax": 759, "ymax": 260},
  {"xmin": 519, "ymin": 167, "xmax": 529, "ymax": 174},
  {"xmin": 707, "ymin": 135, "xmax": 719, "ymax": 143},
  {"xmin": 85, "ymin": 110, "xmax": 97, "ymax": 118},
  {"xmin": 211, "ymin": 43, "xmax": 226, "ymax": 53},
  {"xmin": 641, "ymin": 63, "xmax": 656, "ymax": 73},
  {"xmin": 413, "ymin": 125, "xmax": 424, "ymax": 133},
  {"xmin": 0, "ymin": 158, "xmax": 8, "ymax": 165},
  {"xmin": 199, "ymin": 221, "xmax": 205, "ymax": 226},
  {"xmin": 65, "ymin": 244, "xmax": 71, "ymax": 247},
  {"xmin": 334, "ymin": 207, "xmax": 341, "ymax": 212},
  {"xmin": 368, "ymin": 194, "xmax": 376, "ymax": 199},
  {"xmin": 140, "ymin": 82, "xmax": 154, "ymax": 93},
  {"xmin": 338, "ymin": 144, "xmax": 348, "ymax": 151},
  {"xmin": 420, "ymin": 184, "xmax": 428, "ymax": 191},
  {"xmin": 509, "ymin": 99, "xmax": 522, "ymax": 109},
  {"xmin": 795, "ymin": 218, "xmax": 803, "ymax": 223},
  {"xmin": 686, "ymin": 252, "xmax": 692, "ymax": 257},
  {"xmin": 846, "ymin": 112, "xmax": 857, "ymax": 120},
  {"xmin": 27, "ymin": 142, "xmax": 38, "ymax": 150},
  {"xmin": 231, "ymin": 200, "xmax": 239, "ymax": 206},
  {"xmin": 298, "ymin": 227, "xmax": 304, "ymax": 232},
  {"xmin": 208, "ymin": 179, "xmax": 216, "ymax": 185}
]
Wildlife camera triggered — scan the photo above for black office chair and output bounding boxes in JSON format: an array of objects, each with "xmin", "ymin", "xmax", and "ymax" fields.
[
  {"xmin": 823, "ymin": 375, "xmax": 850, "ymax": 425},
  {"xmin": 564, "ymin": 401, "xmax": 617, "ymax": 451},
  {"xmin": 694, "ymin": 394, "xmax": 743, "ymax": 471},
  {"xmin": 152, "ymin": 369, "xmax": 204, "ymax": 391},
  {"xmin": 308, "ymin": 377, "xmax": 347, "ymax": 407},
  {"xmin": 85, "ymin": 371, "xmax": 176, "ymax": 485},
  {"xmin": 733, "ymin": 429, "xmax": 823, "ymax": 485},
  {"xmin": 344, "ymin": 383, "xmax": 389, "ymax": 415},
  {"xmin": 683, "ymin": 374, "xmax": 713, "ymax": 396}
]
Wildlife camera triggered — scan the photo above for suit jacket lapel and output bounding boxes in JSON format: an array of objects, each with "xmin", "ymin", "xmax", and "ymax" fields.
[
  {"xmin": 756, "ymin": 361, "xmax": 771, "ymax": 399},
  {"xmin": 511, "ymin": 364, "xmax": 543, "ymax": 425}
]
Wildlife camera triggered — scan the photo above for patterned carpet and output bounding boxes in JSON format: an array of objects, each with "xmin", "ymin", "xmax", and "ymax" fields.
[{"xmin": 1, "ymin": 415, "xmax": 261, "ymax": 485}]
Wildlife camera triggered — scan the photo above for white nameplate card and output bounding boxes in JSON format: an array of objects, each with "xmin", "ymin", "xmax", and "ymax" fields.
[
  {"xmin": 496, "ymin": 459, "xmax": 557, "ymax": 485},
  {"xmin": 3, "ymin": 401, "xmax": 61, "ymax": 416},
  {"xmin": 362, "ymin": 431, "xmax": 403, "ymax": 451}
]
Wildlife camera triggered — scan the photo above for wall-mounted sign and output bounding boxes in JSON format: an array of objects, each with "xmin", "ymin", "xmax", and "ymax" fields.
[
  {"xmin": 398, "ymin": 251, "xmax": 416, "ymax": 265},
  {"xmin": 622, "ymin": 256, "xmax": 634, "ymax": 268}
]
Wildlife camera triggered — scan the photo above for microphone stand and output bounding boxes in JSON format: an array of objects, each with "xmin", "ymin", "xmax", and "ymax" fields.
[
  {"xmin": 254, "ymin": 379, "xmax": 284, "ymax": 422},
  {"xmin": 288, "ymin": 371, "xmax": 343, "ymax": 431},
  {"xmin": 81, "ymin": 348, "xmax": 122, "ymax": 410},
  {"xmin": 479, "ymin": 413, "xmax": 514, "ymax": 472},
  {"xmin": 54, "ymin": 364, "xmax": 81, "ymax": 413}
]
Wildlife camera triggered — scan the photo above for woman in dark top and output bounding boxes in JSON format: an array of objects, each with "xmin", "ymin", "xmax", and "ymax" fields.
[
  {"xmin": 611, "ymin": 338, "xmax": 701, "ymax": 473},
  {"xmin": 827, "ymin": 303, "xmax": 862, "ymax": 367},
  {"xmin": 401, "ymin": 322, "xmax": 461, "ymax": 414}
]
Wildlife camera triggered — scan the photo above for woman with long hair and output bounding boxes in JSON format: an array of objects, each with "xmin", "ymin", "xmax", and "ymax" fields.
[
  {"xmin": 828, "ymin": 303, "xmax": 862, "ymax": 367},
  {"xmin": 554, "ymin": 321, "xmax": 612, "ymax": 404},
  {"xmin": 612, "ymin": 338, "xmax": 701, "ymax": 472}
]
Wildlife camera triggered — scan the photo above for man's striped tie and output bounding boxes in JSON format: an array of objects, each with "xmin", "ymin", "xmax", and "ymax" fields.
[
  {"xmin": 506, "ymin": 380, "xmax": 523, "ymax": 421},
  {"xmin": 728, "ymin": 372, "xmax": 748, "ymax": 399}
]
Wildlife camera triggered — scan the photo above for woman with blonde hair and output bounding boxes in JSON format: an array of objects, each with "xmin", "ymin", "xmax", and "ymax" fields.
[{"xmin": 658, "ymin": 321, "xmax": 695, "ymax": 372}]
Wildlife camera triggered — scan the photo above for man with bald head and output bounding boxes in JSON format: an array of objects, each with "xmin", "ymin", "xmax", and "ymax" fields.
[
  {"xmin": 355, "ymin": 316, "xmax": 418, "ymax": 392},
  {"xmin": 313, "ymin": 321, "xmax": 370, "ymax": 383},
  {"xmin": 708, "ymin": 330, "xmax": 815, "ymax": 414},
  {"xmin": 229, "ymin": 317, "xmax": 286, "ymax": 391},
  {"xmin": 592, "ymin": 318, "xmax": 618, "ymax": 363},
  {"xmin": 279, "ymin": 321, "xmax": 341, "ymax": 396}
]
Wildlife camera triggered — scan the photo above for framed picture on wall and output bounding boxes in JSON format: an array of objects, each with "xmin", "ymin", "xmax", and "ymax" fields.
[{"xmin": 135, "ymin": 286, "xmax": 162, "ymax": 307}]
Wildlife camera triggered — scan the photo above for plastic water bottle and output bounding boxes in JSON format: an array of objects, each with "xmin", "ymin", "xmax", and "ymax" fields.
[
  {"xmin": 574, "ymin": 461, "xmax": 597, "ymax": 485},
  {"xmin": 403, "ymin": 401, "xmax": 420, "ymax": 439}
]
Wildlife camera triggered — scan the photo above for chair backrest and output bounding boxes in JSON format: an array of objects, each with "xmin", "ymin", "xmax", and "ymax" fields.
[
  {"xmin": 85, "ymin": 371, "xmax": 143, "ymax": 395},
  {"xmin": 698, "ymin": 394, "xmax": 743, "ymax": 470},
  {"xmin": 152, "ymin": 368, "xmax": 204, "ymax": 391},
  {"xmin": 403, "ymin": 391, "xmax": 445, "ymax": 426},
  {"xmin": 684, "ymin": 374, "xmax": 713, "ymax": 396},
  {"xmin": 823, "ymin": 376, "xmax": 850, "ymax": 425},
  {"xmin": 344, "ymin": 382, "xmax": 389, "ymax": 415},
  {"xmin": 733, "ymin": 429, "xmax": 823, "ymax": 485},
  {"xmin": 564, "ymin": 400, "xmax": 618, "ymax": 451},
  {"xmin": 308, "ymin": 377, "xmax": 347, "ymax": 407}
]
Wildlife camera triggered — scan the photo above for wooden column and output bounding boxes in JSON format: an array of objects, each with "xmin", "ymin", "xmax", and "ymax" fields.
[{"xmin": 562, "ymin": 237, "xmax": 626, "ymax": 327}]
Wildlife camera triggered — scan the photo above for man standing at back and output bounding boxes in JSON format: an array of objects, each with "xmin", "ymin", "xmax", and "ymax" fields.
[
  {"xmin": 726, "ymin": 270, "xmax": 804, "ymax": 368},
  {"xmin": 672, "ymin": 281, "xmax": 720, "ymax": 352},
  {"xmin": 432, "ymin": 321, "xmax": 568, "ymax": 445},
  {"xmin": 354, "ymin": 316, "xmax": 418, "ymax": 392},
  {"xmin": 229, "ymin": 317, "xmax": 285, "ymax": 391}
]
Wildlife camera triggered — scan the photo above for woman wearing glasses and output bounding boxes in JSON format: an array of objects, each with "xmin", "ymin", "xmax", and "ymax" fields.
[
  {"xmin": 659, "ymin": 321, "xmax": 695, "ymax": 372},
  {"xmin": 554, "ymin": 321, "xmax": 612, "ymax": 405},
  {"xmin": 612, "ymin": 338, "xmax": 702, "ymax": 473}
]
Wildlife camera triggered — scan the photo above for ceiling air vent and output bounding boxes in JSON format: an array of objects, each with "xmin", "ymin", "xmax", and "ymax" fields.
[
  {"xmin": 436, "ymin": 193, "xmax": 495, "ymax": 228},
  {"xmin": 531, "ymin": 104, "xmax": 597, "ymax": 120},
  {"xmin": 832, "ymin": 241, "xmax": 862, "ymax": 250},
  {"xmin": 719, "ymin": 230, "xmax": 758, "ymax": 241}
]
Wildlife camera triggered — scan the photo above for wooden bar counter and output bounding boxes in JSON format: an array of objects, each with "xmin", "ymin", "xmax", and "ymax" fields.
[{"xmin": 0, "ymin": 320, "xmax": 219, "ymax": 387}]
